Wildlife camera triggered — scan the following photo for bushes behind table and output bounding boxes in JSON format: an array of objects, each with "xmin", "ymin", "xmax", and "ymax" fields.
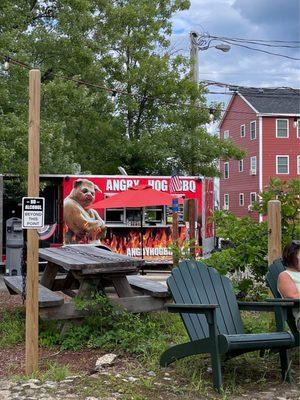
[{"xmin": 39, "ymin": 294, "xmax": 186, "ymax": 360}]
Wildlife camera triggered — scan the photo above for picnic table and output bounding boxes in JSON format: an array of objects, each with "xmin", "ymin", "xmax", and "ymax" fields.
[
  {"xmin": 4, "ymin": 245, "xmax": 170, "ymax": 320},
  {"xmin": 39, "ymin": 245, "xmax": 143, "ymax": 298}
]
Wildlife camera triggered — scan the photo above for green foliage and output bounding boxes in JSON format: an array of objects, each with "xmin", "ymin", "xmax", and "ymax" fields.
[
  {"xmin": 206, "ymin": 178, "xmax": 300, "ymax": 296},
  {"xmin": 0, "ymin": 308, "xmax": 25, "ymax": 347},
  {"xmin": 0, "ymin": 0, "xmax": 243, "ymax": 178},
  {"xmin": 15, "ymin": 361, "xmax": 71, "ymax": 383},
  {"xmin": 39, "ymin": 294, "xmax": 187, "ymax": 363},
  {"xmin": 169, "ymin": 239, "xmax": 201, "ymax": 264},
  {"xmin": 242, "ymin": 312, "xmax": 272, "ymax": 334},
  {"xmin": 252, "ymin": 177, "xmax": 300, "ymax": 242},
  {"xmin": 206, "ymin": 211, "xmax": 268, "ymax": 281}
]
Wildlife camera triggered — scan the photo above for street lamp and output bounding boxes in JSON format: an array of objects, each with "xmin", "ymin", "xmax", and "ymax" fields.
[{"xmin": 190, "ymin": 31, "xmax": 231, "ymax": 85}]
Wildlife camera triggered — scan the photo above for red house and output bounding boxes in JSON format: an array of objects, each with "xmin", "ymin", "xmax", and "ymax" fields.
[{"xmin": 219, "ymin": 88, "xmax": 300, "ymax": 220}]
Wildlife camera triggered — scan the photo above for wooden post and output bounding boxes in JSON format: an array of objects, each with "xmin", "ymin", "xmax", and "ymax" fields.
[
  {"xmin": 188, "ymin": 199, "xmax": 196, "ymax": 258},
  {"xmin": 0, "ymin": 174, "xmax": 3, "ymax": 265},
  {"xmin": 268, "ymin": 200, "xmax": 282, "ymax": 265},
  {"xmin": 25, "ymin": 70, "xmax": 41, "ymax": 375},
  {"xmin": 172, "ymin": 211, "xmax": 179, "ymax": 267}
]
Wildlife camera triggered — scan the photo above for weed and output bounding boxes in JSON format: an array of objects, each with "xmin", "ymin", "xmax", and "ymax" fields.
[
  {"xmin": 13, "ymin": 361, "xmax": 71, "ymax": 383},
  {"xmin": 0, "ymin": 308, "xmax": 25, "ymax": 347}
]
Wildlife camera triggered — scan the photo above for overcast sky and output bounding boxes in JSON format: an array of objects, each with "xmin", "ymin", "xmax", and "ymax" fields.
[{"xmin": 170, "ymin": 0, "xmax": 300, "ymax": 107}]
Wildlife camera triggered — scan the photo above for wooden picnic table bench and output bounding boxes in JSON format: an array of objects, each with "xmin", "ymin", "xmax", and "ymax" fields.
[{"xmin": 4, "ymin": 275, "xmax": 64, "ymax": 308}]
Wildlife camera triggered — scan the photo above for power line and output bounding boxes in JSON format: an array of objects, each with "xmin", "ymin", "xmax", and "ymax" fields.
[
  {"xmin": 1, "ymin": 51, "xmax": 299, "ymax": 117},
  {"xmin": 219, "ymin": 40, "xmax": 300, "ymax": 61}
]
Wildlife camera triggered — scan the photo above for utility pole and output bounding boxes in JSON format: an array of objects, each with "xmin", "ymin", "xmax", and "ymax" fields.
[{"xmin": 190, "ymin": 32, "xmax": 199, "ymax": 85}]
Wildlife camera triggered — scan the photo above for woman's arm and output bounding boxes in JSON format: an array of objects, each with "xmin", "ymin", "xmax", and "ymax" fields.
[{"xmin": 278, "ymin": 272, "xmax": 300, "ymax": 299}]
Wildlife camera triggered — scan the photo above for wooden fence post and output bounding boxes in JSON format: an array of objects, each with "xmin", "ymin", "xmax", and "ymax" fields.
[
  {"xmin": 0, "ymin": 174, "xmax": 3, "ymax": 266},
  {"xmin": 188, "ymin": 199, "xmax": 196, "ymax": 258},
  {"xmin": 25, "ymin": 69, "xmax": 41, "ymax": 375},
  {"xmin": 268, "ymin": 200, "xmax": 282, "ymax": 265},
  {"xmin": 172, "ymin": 198, "xmax": 179, "ymax": 267}
]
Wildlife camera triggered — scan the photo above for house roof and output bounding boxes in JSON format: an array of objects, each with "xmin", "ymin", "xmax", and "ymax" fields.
[{"xmin": 237, "ymin": 88, "xmax": 300, "ymax": 114}]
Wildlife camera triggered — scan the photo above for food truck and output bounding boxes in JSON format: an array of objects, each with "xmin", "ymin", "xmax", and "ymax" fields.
[{"xmin": 1, "ymin": 174, "xmax": 215, "ymax": 264}]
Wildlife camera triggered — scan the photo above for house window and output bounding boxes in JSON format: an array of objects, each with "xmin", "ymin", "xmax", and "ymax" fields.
[
  {"xmin": 240, "ymin": 124, "xmax": 245, "ymax": 137},
  {"xmin": 224, "ymin": 162, "xmax": 229, "ymax": 179},
  {"xmin": 238, "ymin": 159, "xmax": 244, "ymax": 172},
  {"xmin": 239, "ymin": 193, "xmax": 244, "ymax": 206},
  {"xmin": 297, "ymin": 156, "xmax": 300, "ymax": 175},
  {"xmin": 223, "ymin": 194, "xmax": 229, "ymax": 210},
  {"xmin": 250, "ymin": 192, "xmax": 257, "ymax": 205},
  {"xmin": 250, "ymin": 156, "xmax": 257, "ymax": 175},
  {"xmin": 276, "ymin": 119, "xmax": 289, "ymax": 138},
  {"xmin": 297, "ymin": 120, "xmax": 300, "ymax": 138},
  {"xmin": 250, "ymin": 121, "xmax": 256, "ymax": 140},
  {"xmin": 223, "ymin": 130, "xmax": 229, "ymax": 139},
  {"xmin": 276, "ymin": 155, "xmax": 289, "ymax": 174}
]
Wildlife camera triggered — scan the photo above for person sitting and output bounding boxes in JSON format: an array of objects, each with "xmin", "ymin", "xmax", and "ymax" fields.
[{"xmin": 277, "ymin": 240, "xmax": 300, "ymax": 331}]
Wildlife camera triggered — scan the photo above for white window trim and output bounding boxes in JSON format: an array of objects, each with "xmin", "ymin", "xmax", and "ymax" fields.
[
  {"xmin": 276, "ymin": 119, "xmax": 289, "ymax": 138},
  {"xmin": 297, "ymin": 119, "xmax": 300, "ymax": 139},
  {"xmin": 240, "ymin": 124, "xmax": 246, "ymax": 137},
  {"xmin": 250, "ymin": 192, "xmax": 257, "ymax": 205},
  {"xmin": 250, "ymin": 121, "xmax": 256, "ymax": 140},
  {"xmin": 276, "ymin": 155, "xmax": 289, "ymax": 174},
  {"xmin": 238, "ymin": 159, "xmax": 244, "ymax": 172},
  {"xmin": 297, "ymin": 155, "xmax": 300, "ymax": 175},
  {"xmin": 250, "ymin": 156, "xmax": 257, "ymax": 174},
  {"xmin": 223, "ymin": 130, "xmax": 229, "ymax": 139},
  {"xmin": 223, "ymin": 194, "xmax": 229, "ymax": 210},
  {"xmin": 224, "ymin": 162, "xmax": 229, "ymax": 179},
  {"xmin": 239, "ymin": 193, "xmax": 244, "ymax": 206}
]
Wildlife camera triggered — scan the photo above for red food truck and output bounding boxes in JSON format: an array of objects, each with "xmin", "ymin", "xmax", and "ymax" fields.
[
  {"xmin": 61, "ymin": 175, "xmax": 214, "ymax": 262},
  {"xmin": 1, "ymin": 174, "xmax": 215, "ymax": 265}
]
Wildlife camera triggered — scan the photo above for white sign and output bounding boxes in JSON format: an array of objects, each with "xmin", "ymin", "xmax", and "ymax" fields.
[{"xmin": 22, "ymin": 197, "xmax": 45, "ymax": 229}]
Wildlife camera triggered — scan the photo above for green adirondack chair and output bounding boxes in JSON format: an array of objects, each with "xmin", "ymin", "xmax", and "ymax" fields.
[
  {"xmin": 160, "ymin": 260, "xmax": 295, "ymax": 392},
  {"xmin": 266, "ymin": 258, "xmax": 299, "ymax": 347}
]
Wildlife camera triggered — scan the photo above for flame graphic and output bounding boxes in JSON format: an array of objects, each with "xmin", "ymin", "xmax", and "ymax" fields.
[{"xmin": 103, "ymin": 227, "xmax": 188, "ymax": 260}]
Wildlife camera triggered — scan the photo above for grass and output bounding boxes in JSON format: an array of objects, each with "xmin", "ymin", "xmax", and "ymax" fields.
[
  {"xmin": 1, "ymin": 295, "xmax": 299, "ymax": 399},
  {"xmin": 0, "ymin": 308, "xmax": 25, "ymax": 347},
  {"xmin": 13, "ymin": 361, "xmax": 71, "ymax": 383}
]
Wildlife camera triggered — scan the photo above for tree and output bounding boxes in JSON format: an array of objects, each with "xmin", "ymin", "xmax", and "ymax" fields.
[
  {"xmin": 206, "ymin": 178, "xmax": 300, "ymax": 295},
  {"xmin": 0, "ymin": 0, "xmax": 243, "ymax": 178}
]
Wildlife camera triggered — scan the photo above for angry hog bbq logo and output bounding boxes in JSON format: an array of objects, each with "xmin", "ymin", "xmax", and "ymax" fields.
[{"xmin": 105, "ymin": 178, "xmax": 196, "ymax": 193}]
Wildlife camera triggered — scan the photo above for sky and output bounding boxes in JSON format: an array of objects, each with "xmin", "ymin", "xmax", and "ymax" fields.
[{"xmin": 170, "ymin": 0, "xmax": 300, "ymax": 108}]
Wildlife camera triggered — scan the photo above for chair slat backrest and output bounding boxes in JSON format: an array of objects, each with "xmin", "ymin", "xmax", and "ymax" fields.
[
  {"xmin": 266, "ymin": 259, "xmax": 299, "ymax": 345},
  {"xmin": 266, "ymin": 258, "xmax": 285, "ymax": 298},
  {"xmin": 167, "ymin": 260, "xmax": 244, "ymax": 341}
]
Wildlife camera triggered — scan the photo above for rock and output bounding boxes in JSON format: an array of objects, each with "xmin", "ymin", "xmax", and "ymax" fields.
[
  {"xmin": 147, "ymin": 371, "xmax": 156, "ymax": 377},
  {"xmin": 128, "ymin": 376, "xmax": 138, "ymax": 382},
  {"xmin": 28, "ymin": 378, "xmax": 41, "ymax": 384},
  {"xmin": 163, "ymin": 377, "xmax": 171, "ymax": 381},
  {"xmin": 21, "ymin": 382, "xmax": 40, "ymax": 389},
  {"xmin": 95, "ymin": 353, "xmax": 117, "ymax": 371}
]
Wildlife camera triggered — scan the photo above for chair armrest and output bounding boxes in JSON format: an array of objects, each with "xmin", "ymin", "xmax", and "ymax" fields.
[
  {"xmin": 265, "ymin": 298, "xmax": 300, "ymax": 306},
  {"xmin": 167, "ymin": 303, "xmax": 219, "ymax": 314},
  {"xmin": 167, "ymin": 303, "xmax": 219, "ymax": 326},
  {"xmin": 238, "ymin": 301, "xmax": 294, "ymax": 312}
]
